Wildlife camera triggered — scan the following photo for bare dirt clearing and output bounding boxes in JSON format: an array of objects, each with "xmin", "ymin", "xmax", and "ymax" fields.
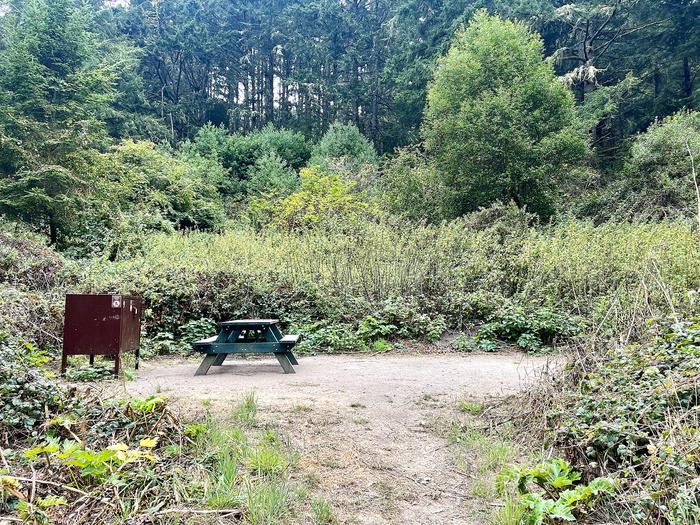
[{"xmin": 126, "ymin": 352, "xmax": 555, "ymax": 524}]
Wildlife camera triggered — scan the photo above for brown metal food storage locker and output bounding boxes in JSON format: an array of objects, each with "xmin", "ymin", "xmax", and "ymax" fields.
[{"xmin": 61, "ymin": 294, "xmax": 142, "ymax": 378}]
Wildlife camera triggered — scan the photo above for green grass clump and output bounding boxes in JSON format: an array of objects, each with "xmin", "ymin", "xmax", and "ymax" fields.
[
  {"xmin": 457, "ymin": 399, "xmax": 483, "ymax": 415},
  {"xmin": 246, "ymin": 446, "xmax": 288, "ymax": 477},
  {"xmin": 235, "ymin": 392, "xmax": 258, "ymax": 427},
  {"xmin": 244, "ymin": 479, "xmax": 289, "ymax": 525},
  {"xmin": 311, "ymin": 496, "xmax": 335, "ymax": 524}
]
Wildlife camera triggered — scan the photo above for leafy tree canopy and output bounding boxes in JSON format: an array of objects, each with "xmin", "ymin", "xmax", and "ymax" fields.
[{"xmin": 423, "ymin": 11, "xmax": 588, "ymax": 218}]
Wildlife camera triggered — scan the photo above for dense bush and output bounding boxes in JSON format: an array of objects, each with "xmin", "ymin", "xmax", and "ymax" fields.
[
  {"xmin": 552, "ymin": 319, "xmax": 700, "ymax": 523},
  {"xmin": 0, "ymin": 234, "xmax": 70, "ymax": 347},
  {"xmin": 55, "ymin": 140, "xmax": 228, "ymax": 257},
  {"xmin": 62, "ymin": 213, "xmax": 699, "ymax": 355},
  {"xmin": 246, "ymin": 152, "xmax": 299, "ymax": 199},
  {"xmin": 602, "ymin": 110, "xmax": 700, "ymax": 221},
  {"xmin": 474, "ymin": 304, "xmax": 584, "ymax": 352},
  {"xmin": 380, "ymin": 147, "xmax": 449, "ymax": 223},
  {"xmin": 309, "ymin": 122, "xmax": 379, "ymax": 174},
  {"xmin": 422, "ymin": 11, "xmax": 587, "ymax": 219},
  {"xmin": 184, "ymin": 123, "xmax": 311, "ymax": 186},
  {"xmin": 271, "ymin": 166, "xmax": 375, "ymax": 231},
  {"xmin": 0, "ymin": 337, "xmax": 67, "ymax": 439}
]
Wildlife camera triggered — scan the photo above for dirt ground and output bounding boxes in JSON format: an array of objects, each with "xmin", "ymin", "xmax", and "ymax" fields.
[{"xmin": 125, "ymin": 352, "xmax": 555, "ymax": 525}]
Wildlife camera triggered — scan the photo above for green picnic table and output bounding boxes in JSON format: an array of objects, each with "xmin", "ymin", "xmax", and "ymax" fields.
[{"xmin": 192, "ymin": 319, "xmax": 300, "ymax": 376}]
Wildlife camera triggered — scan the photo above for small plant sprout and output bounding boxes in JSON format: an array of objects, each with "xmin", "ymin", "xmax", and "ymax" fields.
[{"xmin": 457, "ymin": 399, "xmax": 483, "ymax": 415}]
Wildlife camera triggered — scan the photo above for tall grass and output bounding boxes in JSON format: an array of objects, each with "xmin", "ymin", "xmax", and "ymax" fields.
[{"xmin": 82, "ymin": 218, "xmax": 700, "ymax": 340}]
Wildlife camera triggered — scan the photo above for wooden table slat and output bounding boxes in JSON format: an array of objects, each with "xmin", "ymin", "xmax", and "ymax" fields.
[{"xmin": 220, "ymin": 319, "xmax": 279, "ymax": 326}]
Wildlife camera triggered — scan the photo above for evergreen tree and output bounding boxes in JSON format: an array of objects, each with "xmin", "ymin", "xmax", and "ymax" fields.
[{"xmin": 0, "ymin": 0, "xmax": 115, "ymax": 244}]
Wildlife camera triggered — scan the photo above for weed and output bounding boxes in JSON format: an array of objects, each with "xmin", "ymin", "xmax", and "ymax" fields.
[
  {"xmin": 452, "ymin": 333, "xmax": 473, "ymax": 351},
  {"xmin": 471, "ymin": 476, "xmax": 496, "ymax": 500},
  {"xmin": 448, "ymin": 424, "xmax": 518, "ymax": 477},
  {"xmin": 246, "ymin": 445, "xmax": 288, "ymax": 477},
  {"xmin": 311, "ymin": 496, "xmax": 335, "ymax": 524},
  {"xmin": 244, "ymin": 479, "xmax": 289, "ymax": 525},
  {"xmin": 304, "ymin": 472, "xmax": 321, "ymax": 489},
  {"xmin": 261, "ymin": 429, "xmax": 280, "ymax": 444},
  {"xmin": 496, "ymin": 459, "xmax": 615, "ymax": 524},
  {"xmin": 457, "ymin": 399, "xmax": 483, "ymax": 415},
  {"xmin": 482, "ymin": 441, "xmax": 516, "ymax": 472},
  {"xmin": 292, "ymin": 404, "xmax": 312, "ymax": 413},
  {"xmin": 235, "ymin": 392, "xmax": 258, "ymax": 427},
  {"xmin": 64, "ymin": 365, "xmax": 114, "ymax": 382},
  {"xmin": 184, "ymin": 422, "xmax": 207, "ymax": 440},
  {"xmin": 490, "ymin": 494, "xmax": 526, "ymax": 525},
  {"xmin": 370, "ymin": 338, "xmax": 392, "ymax": 353}
]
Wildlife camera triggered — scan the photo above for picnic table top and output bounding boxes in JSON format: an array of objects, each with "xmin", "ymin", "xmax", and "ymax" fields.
[{"xmin": 220, "ymin": 319, "xmax": 279, "ymax": 327}]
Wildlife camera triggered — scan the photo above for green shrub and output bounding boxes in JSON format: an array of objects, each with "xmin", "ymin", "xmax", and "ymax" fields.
[
  {"xmin": 246, "ymin": 152, "xmax": 299, "ymax": 199},
  {"xmin": 422, "ymin": 11, "xmax": 586, "ymax": 219},
  {"xmin": 553, "ymin": 318, "xmax": 700, "ymax": 522},
  {"xmin": 603, "ymin": 110, "xmax": 700, "ymax": 222},
  {"xmin": 0, "ymin": 337, "xmax": 67, "ymax": 437},
  {"xmin": 309, "ymin": 122, "xmax": 378, "ymax": 173},
  {"xmin": 474, "ymin": 304, "xmax": 584, "ymax": 352},
  {"xmin": 497, "ymin": 459, "xmax": 616, "ymax": 524},
  {"xmin": 295, "ymin": 322, "xmax": 366, "ymax": 353},
  {"xmin": 273, "ymin": 166, "xmax": 375, "ymax": 231},
  {"xmin": 356, "ymin": 315, "xmax": 397, "ymax": 341},
  {"xmin": 186, "ymin": 123, "xmax": 310, "ymax": 181},
  {"xmin": 380, "ymin": 147, "xmax": 449, "ymax": 223}
]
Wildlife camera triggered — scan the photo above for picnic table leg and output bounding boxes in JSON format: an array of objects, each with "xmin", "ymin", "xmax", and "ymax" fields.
[
  {"xmin": 286, "ymin": 352, "xmax": 299, "ymax": 365},
  {"xmin": 195, "ymin": 354, "xmax": 218, "ymax": 376},
  {"xmin": 212, "ymin": 353, "xmax": 227, "ymax": 366},
  {"xmin": 274, "ymin": 352, "xmax": 295, "ymax": 374},
  {"xmin": 264, "ymin": 325, "xmax": 295, "ymax": 374}
]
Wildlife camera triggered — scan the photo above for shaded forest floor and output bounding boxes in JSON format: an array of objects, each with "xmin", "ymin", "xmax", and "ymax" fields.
[{"xmin": 119, "ymin": 352, "xmax": 554, "ymax": 524}]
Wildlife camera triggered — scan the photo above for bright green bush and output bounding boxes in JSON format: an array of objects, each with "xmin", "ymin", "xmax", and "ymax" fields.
[
  {"xmin": 422, "ymin": 11, "xmax": 586, "ymax": 219},
  {"xmin": 497, "ymin": 459, "xmax": 616, "ymax": 524},
  {"xmin": 65, "ymin": 140, "xmax": 227, "ymax": 257},
  {"xmin": 272, "ymin": 166, "xmax": 374, "ymax": 231}
]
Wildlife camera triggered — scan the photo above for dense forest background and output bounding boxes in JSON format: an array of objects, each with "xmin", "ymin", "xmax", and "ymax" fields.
[
  {"xmin": 0, "ymin": 0, "xmax": 699, "ymax": 254},
  {"xmin": 5, "ymin": 0, "xmax": 696, "ymax": 153}
]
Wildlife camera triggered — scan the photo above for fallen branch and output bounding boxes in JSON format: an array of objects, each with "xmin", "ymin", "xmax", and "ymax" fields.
[
  {"xmin": 153, "ymin": 508, "xmax": 242, "ymax": 516},
  {"xmin": 10, "ymin": 477, "xmax": 89, "ymax": 496}
]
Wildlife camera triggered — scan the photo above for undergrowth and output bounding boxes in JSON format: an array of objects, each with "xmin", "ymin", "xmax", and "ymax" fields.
[
  {"xmin": 500, "ymin": 318, "xmax": 700, "ymax": 524},
  {"xmin": 73, "ymin": 215, "xmax": 700, "ymax": 355},
  {"xmin": 0, "ymin": 341, "xmax": 321, "ymax": 524}
]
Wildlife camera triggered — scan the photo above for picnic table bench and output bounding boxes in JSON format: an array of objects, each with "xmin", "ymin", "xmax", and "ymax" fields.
[{"xmin": 192, "ymin": 319, "xmax": 300, "ymax": 376}]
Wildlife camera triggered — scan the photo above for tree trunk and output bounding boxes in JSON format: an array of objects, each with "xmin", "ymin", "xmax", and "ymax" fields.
[
  {"xmin": 683, "ymin": 56, "xmax": 693, "ymax": 102},
  {"xmin": 49, "ymin": 217, "xmax": 58, "ymax": 246},
  {"xmin": 265, "ymin": 51, "xmax": 275, "ymax": 123}
]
